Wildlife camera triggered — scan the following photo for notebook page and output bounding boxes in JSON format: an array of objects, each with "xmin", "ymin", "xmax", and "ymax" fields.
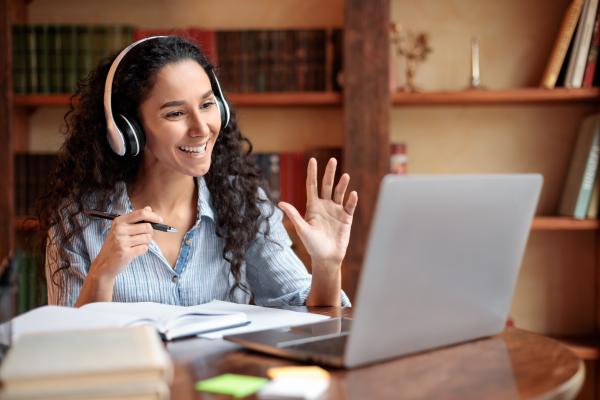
[{"xmin": 190, "ymin": 300, "xmax": 331, "ymax": 339}]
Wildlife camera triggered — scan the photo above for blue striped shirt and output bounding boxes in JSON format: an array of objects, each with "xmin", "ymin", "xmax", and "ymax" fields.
[{"xmin": 46, "ymin": 177, "xmax": 351, "ymax": 307}]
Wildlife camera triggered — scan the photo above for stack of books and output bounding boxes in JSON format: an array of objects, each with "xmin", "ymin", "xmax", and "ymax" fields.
[
  {"xmin": 541, "ymin": 0, "xmax": 600, "ymax": 89},
  {"xmin": 559, "ymin": 113, "xmax": 600, "ymax": 219},
  {"xmin": 0, "ymin": 326, "xmax": 173, "ymax": 400}
]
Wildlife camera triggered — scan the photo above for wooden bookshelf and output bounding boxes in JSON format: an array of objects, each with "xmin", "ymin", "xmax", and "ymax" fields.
[
  {"xmin": 15, "ymin": 88, "xmax": 599, "ymax": 108},
  {"xmin": 13, "ymin": 92, "xmax": 343, "ymax": 108},
  {"xmin": 391, "ymin": 87, "xmax": 600, "ymax": 106},
  {"xmin": 531, "ymin": 217, "xmax": 600, "ymax": 231}
]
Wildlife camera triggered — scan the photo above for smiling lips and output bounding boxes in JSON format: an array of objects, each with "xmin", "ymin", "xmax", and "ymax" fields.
[{"xmin": 178, "ymin": 143, "xmax": 208, "ymax": 154}]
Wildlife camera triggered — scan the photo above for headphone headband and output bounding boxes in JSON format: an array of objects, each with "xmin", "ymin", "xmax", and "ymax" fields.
[{"xmin": 104, "ymin": 35, "xmax": 230, "ymax": 157}]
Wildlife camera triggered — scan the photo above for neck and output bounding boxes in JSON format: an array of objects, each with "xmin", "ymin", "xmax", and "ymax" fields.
[{"xmin": 129, "ymin": 164, "xmax": 196, "ymax": 216}]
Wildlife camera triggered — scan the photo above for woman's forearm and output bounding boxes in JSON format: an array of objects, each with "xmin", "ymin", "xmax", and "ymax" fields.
[
  {"xmin": 75, "ymin": 262, "xmax": 116, "ymax": 307},
  {"xmin": 307, "ymin": 261, "xmax": 342, "ymax": 306}
]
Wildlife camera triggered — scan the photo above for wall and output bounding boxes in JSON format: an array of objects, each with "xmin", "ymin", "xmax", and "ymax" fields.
[{"xmin": 391, "ymin": 0, "xmax": 595, "ymax": 335}]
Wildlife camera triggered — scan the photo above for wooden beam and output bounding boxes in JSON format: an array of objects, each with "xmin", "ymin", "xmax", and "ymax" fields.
[
  {"xmin": 0, "ymin": 0, "xmax": 15, "ymax": 267},
  {"xmin": 343, "ymin": 0, "xmax": 390, "ymax": 300}
]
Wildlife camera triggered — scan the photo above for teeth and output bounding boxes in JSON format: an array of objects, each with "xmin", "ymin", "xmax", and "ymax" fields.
[{"xmin": 179, "ymin": 143, "xmax": 207, "ymax": 154}]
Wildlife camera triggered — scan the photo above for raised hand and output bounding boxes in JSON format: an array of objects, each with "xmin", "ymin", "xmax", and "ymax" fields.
[{"xmin": 278, "ymin": 158, "xmax": 358, "ymax": 269}]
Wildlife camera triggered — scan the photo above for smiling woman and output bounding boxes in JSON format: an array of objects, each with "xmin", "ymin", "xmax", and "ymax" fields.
[{"xmin": 37, "ymin": 36, "xmax": 357, "ymax": 309}]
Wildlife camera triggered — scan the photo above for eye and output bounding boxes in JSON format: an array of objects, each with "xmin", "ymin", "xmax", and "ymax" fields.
[
  {"xmin": 201, "ymin": 101, "xmax": 215, "ymax": 110},
  {"xmin": 165, "ymin": 111, "xmax": 184, "ymax": 119}
]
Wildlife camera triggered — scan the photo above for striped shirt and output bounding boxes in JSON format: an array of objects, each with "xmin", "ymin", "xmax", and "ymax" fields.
[{"xmin": 46, "ymin": 176, "xmax": 351, "ymax": 307}]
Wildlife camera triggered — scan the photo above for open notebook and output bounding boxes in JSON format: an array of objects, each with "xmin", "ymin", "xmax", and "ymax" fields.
[{"xmin": 12, "ymin": 301, "xmax": 249, "ymax": 341}]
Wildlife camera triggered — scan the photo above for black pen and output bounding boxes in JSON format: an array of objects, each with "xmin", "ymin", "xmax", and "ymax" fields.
[{"xmin": 84, "ymin": 210, "xmax": 178, "ymax": 233}]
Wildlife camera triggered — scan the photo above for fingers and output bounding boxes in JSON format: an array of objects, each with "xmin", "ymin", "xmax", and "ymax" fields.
[
  {"xmin": 128, "ymin": 233, "xmax": 152, "ymax": 247},
  {"xmin": 321, "ymin": 158, "xmax": 337, "ymax": 200},
  {"xmin": 344, "ymin": 191, "xmax": 358, "ymax": 216},
  {"xmin": 120, "ymin": 206, "xmax": 164, "ymax": 224},
  {"xmin": 278, "ymin": 201, "xmax": 307, "ymax": 233},
  {"xmin": 306, "ymin": 158, "xmax": 318, "ymax": 206},
  {"xmin": 333, "ymin": 173, "xmax": 350, "ymax": 204}
]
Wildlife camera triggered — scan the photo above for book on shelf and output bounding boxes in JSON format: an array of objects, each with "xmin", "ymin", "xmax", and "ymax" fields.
[
  {"xmin": 14, "ymin": 153, "xmax": 58, "ymax": 217},
  {"xmin": 216, "ymin": 28, "xmax": 343, "ymax": 93},
  {"xmin": 582, "ymin": 5, "xmax": 600, "ymax": 86},
  {"xmin": 132, "ymin": 27, "xmax": 218, "ymax": 65},
  {"xmin": 0, "ymin": 326, "xmax": 172, "ymax": 400},
  {"xmin": 540, "ymin": 0, "xmax": 586, "ymax": 89},
  {"xmin": 12, "ymin": 301, "xmax": 249, "ymax": 341},
  {"xmin": 559, "ymin": 113, "xmax": 600, "ymax": 219},
  {"xmin": 564, "ymin": 0, "xmax": 600, "ymax": 87},
  {"xmin": 252, "ymin": 148, "xmax": 342, "ymax": 217},
  {"xmin": 11, "ymin": 24, "xmax": 134, "ymax": 94},
  {"xmin": 587, "ymin": 174, "xmax": 599, "ymax": 218}
]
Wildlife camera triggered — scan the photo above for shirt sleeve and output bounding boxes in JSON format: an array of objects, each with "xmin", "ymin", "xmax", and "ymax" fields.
[
  {"xmin": 45, "ymin": 215, "xmax": 90, "ymax": 307},
  {"xmin": 245, "ymin": 197, "xmax": 351, "ymax": 307}
]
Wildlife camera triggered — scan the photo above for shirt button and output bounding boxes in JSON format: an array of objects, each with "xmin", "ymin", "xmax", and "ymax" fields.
[
  {"xmin": 184, "ymin": 239, "xmax": 192, "ymax": 246},
  {"xmin": 172, "ymin": 275, "xmax": 178, "ymax": 283}
]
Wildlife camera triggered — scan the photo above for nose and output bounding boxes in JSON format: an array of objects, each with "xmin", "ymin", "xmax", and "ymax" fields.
[{"xmin": 188, "ymin": 109, "xmax": 210, "ymax": 137}]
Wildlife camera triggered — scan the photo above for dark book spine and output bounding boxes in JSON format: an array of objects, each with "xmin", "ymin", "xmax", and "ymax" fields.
[{"xmin": 12, "ymin": 25, "xmax": 27, "ymax": 94}]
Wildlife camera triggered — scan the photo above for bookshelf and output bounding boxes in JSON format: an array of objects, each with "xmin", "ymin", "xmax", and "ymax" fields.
[{"xmin": 13, "ymin": 92, "xmax": 343, "ymax": 108}]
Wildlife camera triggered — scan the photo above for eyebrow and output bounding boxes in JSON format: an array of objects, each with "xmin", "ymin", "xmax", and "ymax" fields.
[{"xmin": 159, "ymin": 90, "xmax": 214, "ymax": 109}]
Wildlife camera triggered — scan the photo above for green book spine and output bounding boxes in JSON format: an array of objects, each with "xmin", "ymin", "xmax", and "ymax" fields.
[
  {"xmin": 37, "ymin": 24, "xmax": 50, "ymax": 93},
  {"xmin": 575, "ymin": 129, "xmax": 600, "ymax": 219},
  {"xmin": 47, "ymin": 25, "xmax": 60, "ymax": 93},
  {"xmin": 63, "ymin": 25, "xmax": 78, "ymax": 92},
  {"xmin": 26, "ymin": 25, "xmax": 38, "ymax": 93},
  {"xmin": 16, "ymin": 252, "xmax": 27, "ymax": 314},
  {"xmin": 12, "ymin": 25, "xmax": 27, "ymax": 94},
  {"xmin": 76, "ymin": 25, "xmax": 92, "ymax": 83}
]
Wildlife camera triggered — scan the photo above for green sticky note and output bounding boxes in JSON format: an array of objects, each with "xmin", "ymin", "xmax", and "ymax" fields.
[{"xmin": 195, "ymin": 373, "xmax": 268, "ymax": 398}]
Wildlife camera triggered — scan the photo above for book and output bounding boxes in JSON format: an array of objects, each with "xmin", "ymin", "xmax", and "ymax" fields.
[
  {"xmin": 559, "ymin": 113, "xmax": 600, "ymax": 219},
  {"xmin": 12, "ymin": 301, "xmax": 249, "ymax": 341},
  {"xmin": 587, "ymin": 173, "xmax": 599, "ymax": 218},
  {"xmin": 540, "ymin": 0, "xmax": 586, "ymax": 88},
  {"xmin": 0, "ymin": 326, "xmax": 172, "ymax": 400},
  {"xmin": 582, "ymin": 6, "xmax": 600, "ymax": 86},
  {"xmin": 564, "ymin": 0, "xmax": 600, "ymax": 87}
]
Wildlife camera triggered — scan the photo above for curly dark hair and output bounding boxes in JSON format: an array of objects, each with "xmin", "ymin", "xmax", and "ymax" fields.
[{"xmin": 37, "ymin": 36, "xmax": 272, "ymax": 302}]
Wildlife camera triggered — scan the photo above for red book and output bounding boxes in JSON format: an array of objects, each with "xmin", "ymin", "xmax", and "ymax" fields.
[
  {"xmin": 583, "ymin": 8, "xmax": 600, "ymax": 87},
  {"xmin": 279, "ymin": 152, "xmax": 306, "ymax": 216},
  {"xmin": 132, "ymin": 28, "xmax": 217, "ymax": 65}
]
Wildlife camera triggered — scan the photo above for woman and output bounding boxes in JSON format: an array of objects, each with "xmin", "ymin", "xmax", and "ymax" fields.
[{"xmin": 39, "ymin": 36, "xmax": 357, "ymax": 308}]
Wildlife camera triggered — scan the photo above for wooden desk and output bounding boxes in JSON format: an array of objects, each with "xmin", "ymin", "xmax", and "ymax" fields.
[{"xmin": 166, "ymin": 307, "xmax": 584, "ymax": 399}]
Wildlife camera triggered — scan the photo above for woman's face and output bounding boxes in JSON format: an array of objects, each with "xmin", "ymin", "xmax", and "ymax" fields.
[{"xmin": 138, "ymin": 59, "xmax": 222, "ymax": 177}]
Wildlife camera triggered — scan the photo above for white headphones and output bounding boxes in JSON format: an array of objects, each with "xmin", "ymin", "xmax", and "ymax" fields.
[{"xmin": 103, "ymin": 35, "xmax": 231, "ymax": 156}]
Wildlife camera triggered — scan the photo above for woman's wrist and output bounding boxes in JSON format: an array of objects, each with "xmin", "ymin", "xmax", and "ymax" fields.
[{"xmin": 307, "ymin": 261, "xmax": 342, "ymax": 306}]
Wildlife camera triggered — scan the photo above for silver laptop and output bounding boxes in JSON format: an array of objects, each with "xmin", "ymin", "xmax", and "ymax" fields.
[{"xmin": 225, "ymin": 174, "xmax": 542, "ymax": 368}]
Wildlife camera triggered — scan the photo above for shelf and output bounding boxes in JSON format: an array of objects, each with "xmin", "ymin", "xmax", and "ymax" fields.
[
  {"xmin": 531, "ymin": 217, "xmax": 600, "ymax": 231},
  {"xmin": 391, "ymin": 87, "xmax": 600, "ymax": 106},
  {"xmin": 555, "ymin": 336, "xmax": 600, "ymax": 361},
  {"xmin": 15, "ymin": 215, "xmax": 599, "ymax": 232},
  {"xmin": 13, "ymin": 92, "xmax": 343, "ymax": 108},
  {"xmin": 15, "ymin": 217, "xmax": 39, "ymax": 232}
]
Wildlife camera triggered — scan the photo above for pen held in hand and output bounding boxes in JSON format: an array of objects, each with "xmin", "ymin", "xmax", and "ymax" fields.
[{"xmin": 84, "ymin": 210, "xmax": 178, "ymax": 233}]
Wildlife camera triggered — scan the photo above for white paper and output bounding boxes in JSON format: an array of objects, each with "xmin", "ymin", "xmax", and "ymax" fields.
[
  {"xmin": 11, "ymin": 301, "xmax": 329, "ymax": 342},
  {"xmin": 11, "ymin": 306, "xmax": 136, "ymax": 341},
  {"xmin": 191, "ymin": 301, "xmax": 330, "ymax": 339}
]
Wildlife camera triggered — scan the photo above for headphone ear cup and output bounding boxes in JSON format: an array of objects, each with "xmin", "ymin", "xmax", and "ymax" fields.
[
  {"xmin": 116, "ymin": 114, "xmax": 145, "ymax": 157},
  {"xmin": 215, "ymin": 97, "xmax": 227, "ymax": 131}
]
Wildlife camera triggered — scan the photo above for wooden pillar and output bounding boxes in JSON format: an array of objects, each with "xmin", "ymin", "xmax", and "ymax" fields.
[
  {"xmin": 0, "ymin": 0, "xmax": 14, "ymax": 269},
  {"xmin": 343, "ymin": 0, "xmax": 390, "ymax": 300}
]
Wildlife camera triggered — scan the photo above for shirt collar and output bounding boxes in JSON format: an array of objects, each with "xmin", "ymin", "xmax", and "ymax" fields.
[{"xmin": 99, "ymin": 177, "xmax": 216, "ymax": 235}]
